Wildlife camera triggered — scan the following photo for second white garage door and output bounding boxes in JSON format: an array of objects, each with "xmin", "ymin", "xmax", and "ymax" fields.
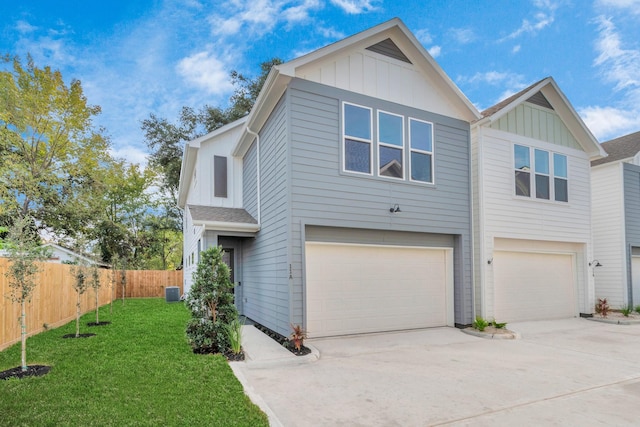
[
  {"xmin": 494, "ymin": 251, "xmax": 576, "ymax": 322},
  {"xmin": 305, "ymin": 242, "xmax": 454, "ymax": 337}
]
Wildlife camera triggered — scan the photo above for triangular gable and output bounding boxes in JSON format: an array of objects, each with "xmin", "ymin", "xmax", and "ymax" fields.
[
  {"xmin": 476, "ymin": 77, "xmax": 606, "ymax": 160},
  {"xmin": 234, "ymin": 18, "xmax": 480, "ymax": 157}
]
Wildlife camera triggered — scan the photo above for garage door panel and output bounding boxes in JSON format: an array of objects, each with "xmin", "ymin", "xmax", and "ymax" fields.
[
  {"xmin": 494, "ymin": 251, "xmax": 575, "ymax": 322},
  {"xmin": 306, "ymin": 243, "xmax": 452, "ymax": 337}
]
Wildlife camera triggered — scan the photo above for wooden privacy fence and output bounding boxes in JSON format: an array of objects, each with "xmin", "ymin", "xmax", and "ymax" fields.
[{"xmin": 0, "ymin": 259, "xmax": 183, "ymax": 351}]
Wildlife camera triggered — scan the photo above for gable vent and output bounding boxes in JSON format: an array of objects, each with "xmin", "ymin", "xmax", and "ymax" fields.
[
  {"xmin": 526, "ymin": 91, "xmax": 553, "ymax": 110},
  {"xmin": 366, "ymin": 38, "xmax": 412, "ymax": 64}
]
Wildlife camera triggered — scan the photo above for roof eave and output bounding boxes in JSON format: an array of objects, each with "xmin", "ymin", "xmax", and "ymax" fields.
[{"xmin": 193, "ymin": 220, "xmax": 261, "ymax": 233}]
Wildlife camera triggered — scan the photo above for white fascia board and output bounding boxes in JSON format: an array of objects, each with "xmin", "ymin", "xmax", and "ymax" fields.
[{"xmin": 194, "ymin": 221, "xmax": 261, "ymax": 233}]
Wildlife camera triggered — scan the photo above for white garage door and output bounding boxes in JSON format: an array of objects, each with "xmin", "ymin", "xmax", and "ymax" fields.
[
  {"xmin": 305, "ymin": 242, "xmax": 454, "ymax": 337},
  {"xmin": 632, "ymin": 256, "xmax": 640, "ymax": 307},
  {"xmin": 494, "ymin": 251, "xmax": 575, "ymax": 322}
]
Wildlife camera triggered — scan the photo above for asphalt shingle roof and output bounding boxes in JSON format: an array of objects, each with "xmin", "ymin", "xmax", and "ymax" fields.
[
  {"xmin": 591, "ymin": 130, "xmax": 640, "ymax": 166},
  {"xmin": 479, "ymin": 77, "xmax": 549, "ymax": 119},
  {"xmin": 188, "ymin": 205, "xmax": 258, "ymax": 224}
]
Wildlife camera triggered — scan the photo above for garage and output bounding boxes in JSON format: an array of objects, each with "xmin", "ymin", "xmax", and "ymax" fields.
[
  {"xmin": 493, "ymin": 250, "xmax": 576, "ymax": 322},
  {"xmin": 632, "ymin": 255, "xmax": 640, "ymax": 307},
  {"xmin": 305, "ymin": 242, "xmax": 454, "ymax": 337}
]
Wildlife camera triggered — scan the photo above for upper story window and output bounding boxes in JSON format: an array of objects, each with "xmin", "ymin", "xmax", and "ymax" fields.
[
  {"xmin": 409, "ymin": 119, "xmax": 434, "ymax": 183},
  {"xmin": 343, "ymin": 103, "xmax": 372, "ymax": 174},
  {"xmin": 514, "ymin": 144, "xmax": 568, "ymax": 202},
  {"xmin": 214, "ymin": 155, "xmax": 228, "ymax": 198},
  {"xmin": 378, "ymin": 111, "xmax": 404, "ymax": 179},
  {"xmin": 343, "ymin": 102, "xmax": 434, "ymax": 184}
]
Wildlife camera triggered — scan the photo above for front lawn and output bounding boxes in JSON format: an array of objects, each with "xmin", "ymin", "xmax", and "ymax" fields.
[{"xmin": 0, "ymin": 298, "xmax": 268, "ymax": 427}]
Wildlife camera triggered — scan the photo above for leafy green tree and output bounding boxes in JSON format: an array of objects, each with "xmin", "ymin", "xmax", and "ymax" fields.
[
  {"xmin": 71, "ymin": 261, "xmax": 90, "ymax": 338},
  {"xmin": 185, "ymin": 246, "xmax": 237, "ymax": 354},
  {"xmin": 0, "ymin": 54, "xmax": 111, "ymax": 238},
  {"xmin": 88, "ymin": 263, "xmax": 102, "ymax": 324},
  {"xmin": 4, "ymin": 215, "xmax": 50, "ymax": 371}
]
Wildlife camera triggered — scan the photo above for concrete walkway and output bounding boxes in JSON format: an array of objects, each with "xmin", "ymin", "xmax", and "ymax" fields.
[{"xmin": 230, "ymin": 320, "xmax": 640, "ymax": 426}]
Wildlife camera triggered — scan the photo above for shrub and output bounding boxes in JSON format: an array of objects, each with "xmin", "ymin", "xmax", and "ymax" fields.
[
  {"xmin": 595, "ymin": 298, "xmax": 609, "ymax": 318},
  {"xmin": 635, "ymin": 305, "xmax": 640, "ymax": 314},
  {"xmin": 185, "ymin": 246, "xmax": 237, "ymax": 354},
  {"xmin": 491, "ymin": 319, "xmax": 507, "ymax": 329},
  {"xmin": 224, "ymin": 318, "xmax": 243, "ymax": 355},
  {"xmin": 473, "ymin": 316, "xmax": 489, "ymax": 332},
  {"xmin": 290, "ymin": 324, "xmax": 307, "ymax": 351},
  {"xmin": 620, "ymin": 306, "xmax": 632, "ymax": 317}
]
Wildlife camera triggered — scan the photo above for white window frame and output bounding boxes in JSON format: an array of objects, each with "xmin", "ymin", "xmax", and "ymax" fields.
[
  {"xmin": 377, "ymin": 110, "xmax": 405, "ymax": 180},
  {"xmin": 342, "ymin": 102, "xmax": 373, "ymax": 176},
  {"xmin": 513, "ymin": 144, "xmax": 568, "ymax": 203},
  {"xmin": 408, "ymin": 118, "xmax": 435, "ymax": 184}
]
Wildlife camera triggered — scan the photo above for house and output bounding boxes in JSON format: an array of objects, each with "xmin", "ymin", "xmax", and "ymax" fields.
[
  {"xmin": 471, "ymin": 77, "xmax": 606, "ymax": 323},
  {"xmin": 178, "ymin": 18, "xmax": 481, "ymax": 338},
  {"xmin": 42, "ymin": 243, "xmax": 110, "ymax": 268},
  {"xmin": 591, "ymin": 130, "xmax": 640, "ymax": 309}
]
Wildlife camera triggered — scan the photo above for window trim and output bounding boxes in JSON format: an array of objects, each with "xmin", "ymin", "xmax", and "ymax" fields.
[
  {"xmin": 377, "ymin": 110, "xmax": 405, "ymax": 180},
  {"xmin": 513, "ymin": 144, "xmax": 568, "ymax": 203},
  {"xmin": 342, "ymin": 102, "xmax": 373, "ymax": 176},
  {"xmin": 408, "ymin": 118, "xmax": 435, "ymax": 184}
]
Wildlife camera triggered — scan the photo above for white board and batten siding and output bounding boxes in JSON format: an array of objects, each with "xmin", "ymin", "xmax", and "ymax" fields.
[
  {"xmin": 477, "ymin": 126, "xmax": 593, "ymax": 318},
  {"xmin": 591, "ymin": 163, "xmax": 627, "ymax": 307},
  {"xmin": 295, "ymin": 48, "xmax": 465, "ymax": 122}
]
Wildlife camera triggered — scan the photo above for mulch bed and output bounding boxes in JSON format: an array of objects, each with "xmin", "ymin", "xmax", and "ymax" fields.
[
  {"xmin": 253, "ymin": 323, "xmax": 311, "ymax": 356},
  {"xmin": 0, "ymin": 365, "xmax": 51, "ymax": 380},
  {"xmin": 87, "ymin": 321, "xmax": 111, "ymax": 327},
  {"xmin": 62, "ymin": 333, "xmax": 96, "ymax": 338}
]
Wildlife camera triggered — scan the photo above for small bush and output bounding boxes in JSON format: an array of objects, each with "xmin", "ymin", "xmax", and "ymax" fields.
[
  {"xmin": 620, "ymin": 306, "xmax": 632, "ymax": 317},
  {"xmin": 491, "ymin": 319, "xmax": 507, "ymax": 329},
  {"xmin": 224, "ymin": 318, "xmax": 243, "ymax": 355},
  {"xmin": 635, "ymin": 305, "xmax": 640, "ymax": 314},
  {"xmin": 290, "ymin": 324, "xmax": 307, "ymax": 351},
  {"xmin": 595, "ymin": 298, "xmax": 610, "ymax": 318},
  {"xmin": 473, "ymin": 316, "xmax": 489, "ymax": 332}
]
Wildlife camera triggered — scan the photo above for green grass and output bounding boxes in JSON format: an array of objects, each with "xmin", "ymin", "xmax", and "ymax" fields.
[{"xmin": 0, "ymin": 299, "xmax": 268, "ymax": 427}]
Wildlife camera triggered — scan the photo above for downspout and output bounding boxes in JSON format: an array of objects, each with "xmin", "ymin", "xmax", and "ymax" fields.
[{"xmin": 246, "ymin": 127, "xmax": 261, "ymax": 224}]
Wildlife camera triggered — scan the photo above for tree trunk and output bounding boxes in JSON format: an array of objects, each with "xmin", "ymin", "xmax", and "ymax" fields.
[
  {"xmin": 76, "ymin": 291, "xmax": 81, "ymax": 337},
  {"xmin": 21, "ymin": 300, "xmax": 27, "ymax": 372},
  {"xmin": 95, "ymin": 288, "xmax": 100, "ymax": 324}
]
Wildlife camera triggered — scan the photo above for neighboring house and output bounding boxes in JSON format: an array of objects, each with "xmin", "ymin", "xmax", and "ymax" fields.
[
  {"xmin": 43, "ymin": 243, "xmax": 109, "ymax": 268},
  {"xmin": 178, "ymin": 18, "xmax": 481, "ymax": 338},
  {"xmin": 591, "ymin": 130, "xmax": 640, "ymax": 308},
  {"xmin": 471, "ymin": 77, "xmax": 606, "ymax": 323}
]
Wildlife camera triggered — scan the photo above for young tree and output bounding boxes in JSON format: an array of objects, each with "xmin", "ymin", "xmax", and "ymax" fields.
[
  {"xmin": 88, "ymin": 263, "xmax": 102, "ymax": 324},
  {"xmin": 185, "ymin": 246, "xmax": 237, "ymax": 354},
  {"xmin": 71, "ymin": 262, "xmax": 90, "ymax": 338},
  {"xmin": 4, "ymin": 215, "xmax": 49, "ymax": 371}
]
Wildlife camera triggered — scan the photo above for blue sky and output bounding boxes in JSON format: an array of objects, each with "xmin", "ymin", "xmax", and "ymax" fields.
[{"xmin": 1, "ymin": 0, "xmax": 639, "ymax": 165}]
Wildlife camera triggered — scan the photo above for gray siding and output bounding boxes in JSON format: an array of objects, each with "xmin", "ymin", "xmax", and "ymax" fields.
[
  {"xmin": 241, "ymin": 96, "xmax": 291, "ymax": 334},
  {"xmin": 287, "ymin": 79, "xmax": 474, "ymax": 326},
  {"xmin": 624, "ymin": 163, "xmax": 640, "ymax": 303}
]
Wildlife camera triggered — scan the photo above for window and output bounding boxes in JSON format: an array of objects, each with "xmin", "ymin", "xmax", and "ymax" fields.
[
  {"xmin": 514, "ymin": 144, "xmax": 530, "ymax": 197},
  {"xmin": 409, "ymin": 119, "xmax": 434, "ymax": 183},
  {"xmin": 214, "ymin": 155, "xmax": 227, "ymax": 198},
  {"xmin": 514, "ymin": 145, "xmax": 568, "ymax": 202},
  {"xmin": 378, "ymin": 111, "xmax": 404, "ymax": 178},
  {"xmin": 554, "ymin": 153, "xmax": 568, "ymax": 202},
  {"xmin": 343, "ymin": 103, "xmax": 372, "ymax": 174}
]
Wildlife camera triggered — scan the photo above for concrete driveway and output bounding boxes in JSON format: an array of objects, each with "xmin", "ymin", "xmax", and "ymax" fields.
[{"xmin": 231, "ymin": 319, "xmax": 640, "ymax": 426}]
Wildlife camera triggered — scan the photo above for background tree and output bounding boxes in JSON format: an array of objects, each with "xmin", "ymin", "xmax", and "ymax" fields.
[
  {"xmin": 0, "ymin": 54, "xmax": 112, "ymax": 239},
  {"xmin": 4, "ymin": 215, "xmax": 50, "ymax": 372},
  {"xmin": 141, "ymin": 58, "xmax": 282, "ymax": 231},
  {"xmin": 185, "ymin": 246, "xmax": 237, "ymax": 354}
]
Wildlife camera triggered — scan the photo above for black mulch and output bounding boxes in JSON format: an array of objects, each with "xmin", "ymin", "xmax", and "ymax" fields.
[
  {"xmin": 253, "ymin": 323, "xmax": 311, "ymax": 356},
  {"xmin": 0, "ymin": 365, "xmax": 51, "ymax": 380},
  {"xmin": 191, "ymin": 346, "xmax": 245, "ymax": 361},
  {"xmin": 87, "ymin": 321, "xmax": 111, "ymax": 327},
  {"xmin": 62, "ymin": 333, "xmax": 96, "ymax": 338}
]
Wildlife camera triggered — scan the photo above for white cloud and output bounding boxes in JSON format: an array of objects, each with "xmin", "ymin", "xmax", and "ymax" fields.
[
  {"xmin": 110, "ymin": 144, "xmax": 151, "ymax": 167},
  {"xmin": 500, "ymin": 0, "xmax": 558, "ymax": 41},
  {"xmin": 578, "ymin": 106, "xmax": 639, "ymax": 140},
  {"xmin": 596, "ymin": 0, "xmax": 640, "ymax": 14},
  {"xmin": 329, "ymin": 0, "xmax": 379, "ymax": 14},
  {"xmin": 458, "ymin": 71, "xmax": 529, "ymax": 107},
  {"xmin": 428, "ymin": 46, "xmax": 441, "ymax": 58},
  {"xmin": 512, "ymin": 44, "xmax": 521, "ymax": 53},
  {"xmin": 15, "ymin": 20, "xmax": 37, "ymax": 34},
  {"xmin": 414, "ymin": 29, "xmax": 433, "ymax": 45},
  {"xmin": 582, "ymin": 15, "xmax": 640, "ymax": 141},
  {"xmin": 176, "ymin": 51, "xmax": 234, "ymax": 95},
  {"xmin": 450, "ymin": 27, "xmax": 476, "ymax": 44}
]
